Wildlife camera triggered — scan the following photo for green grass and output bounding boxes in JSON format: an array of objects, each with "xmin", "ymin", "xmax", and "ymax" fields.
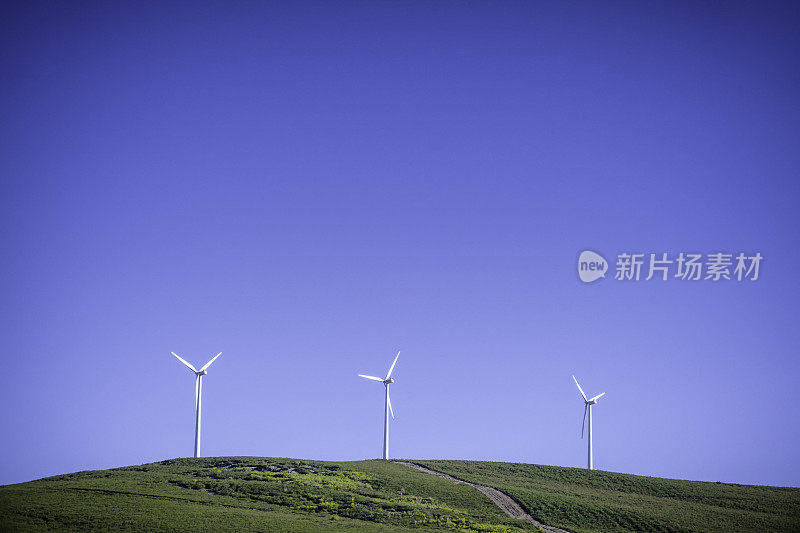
[
  {"xmin": 417, "ymin": 460, "xmax": 800, "ymax": 533},
  {"xmin": 0, "ymin": 458, "xmax": 797, "ymax": 532},
  {"xmin": 0, "ymin": 457, "xmax": 531, "ymax": 532}
]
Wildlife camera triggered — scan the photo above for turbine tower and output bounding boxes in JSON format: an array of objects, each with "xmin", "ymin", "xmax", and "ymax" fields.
[
  {"xmin": 572, "ymin": 375, "xmax": 605, "ymax": 470},
  {"xmin": 358, "ymin": 351, "xmax": 400, "ymax": 460},
  {"xmin": 172, "ymin": 352, "xmax": 221, "ymax": 458}
]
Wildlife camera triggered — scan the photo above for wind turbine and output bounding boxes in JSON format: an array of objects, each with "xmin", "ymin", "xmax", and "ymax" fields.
[
  {"xmin": 172, "ymin": 352, "xmax": 221, "ymax": 458},
  {"xmin": 358, "ymin": 351, "xmax": 400, "ymax": 460},
  {"xmin": 572, "ymin": 375, "xmax": 605, "ymax": 470}
]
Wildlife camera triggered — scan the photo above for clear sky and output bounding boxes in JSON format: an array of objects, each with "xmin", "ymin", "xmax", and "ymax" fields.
[{"xmin": 1, "ymin": 1, "xmax": 798, "ymax": 487}]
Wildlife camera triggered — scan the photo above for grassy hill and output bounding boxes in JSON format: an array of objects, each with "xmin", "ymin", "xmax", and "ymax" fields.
[
  {"xmin": 0, "ymin": 457, "xmax": 797, "ymax": 532},
  {"xmin": 417, "ymin": 460, "xmax": 800, "ymax": 533}
]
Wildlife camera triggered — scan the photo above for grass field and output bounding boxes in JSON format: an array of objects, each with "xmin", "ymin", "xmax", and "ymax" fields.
[
  {"xmin": 0, "ymin": 457, "xmax": 797, "ymax": 532},
  {"xmin": 418, "ymin": 460, "xmax": 800, "ymax": 533}
]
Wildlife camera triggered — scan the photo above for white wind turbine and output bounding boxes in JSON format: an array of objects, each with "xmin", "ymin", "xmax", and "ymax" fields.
[
  {"xmin": 572, "ymin": 375, "xmax": 605, "ymax": 470},
  {"xmin": 358, "ymin": 351, "xmax": 400, "ymax": 460},
  {"xmin": 172, "ymin": 352, "xmax": 222, "ymax": 458}
]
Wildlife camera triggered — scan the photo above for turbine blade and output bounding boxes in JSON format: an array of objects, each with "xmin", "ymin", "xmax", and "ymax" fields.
[
  {"xmin": 358, "ymin": 374, "xmax": 384, "ymax": 382},
  {"xmin": 172, "ymin": 352, "xmax": 197, "ymax": 373},
  {"xmin": 195, "ymin": 374, "xmax": 199, "ymax": 405},
  {"xmin": 387, "ymin": 391, "xmax": 394, "ymax": 419},
  {"xmin": 589, "ymin": 392, "xmax": 606, "ymax": 402},
  {"xmin": 573, "ymin": 375, "xmax": 587, "ymax": 401},
  {"xmin": 581, "ymin": 404, "xmax": 587, "ymax": 438},
  {"xmin": 200, "ymin": 352, "xmax": 222, "ymax": 371},
  {"xmin": 385, "ymin": 351, "xmax": 400, "ymax": 380}
]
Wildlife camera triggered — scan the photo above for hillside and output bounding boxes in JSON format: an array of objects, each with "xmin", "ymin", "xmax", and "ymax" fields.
[
  {"xmin": 417, "ymin": 460, "xmax": 800, "ymax": 533},
  {"xmin": 0, "ymin": 457, "xmax": 797, "ymax": 532}
]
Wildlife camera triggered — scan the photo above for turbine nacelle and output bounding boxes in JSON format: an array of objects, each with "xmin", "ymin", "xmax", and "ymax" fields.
[
  {"xmin": 587, "ymin": 393, "xmax": 605, "ymax": 405},
  {"xmin": 358, "ymin": 351, "xmax": 401, "ymax": 387}
]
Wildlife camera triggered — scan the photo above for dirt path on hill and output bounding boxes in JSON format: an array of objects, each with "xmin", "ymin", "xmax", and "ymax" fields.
[{"xmin": 394, "ymin": 461, "xmax": 571, "ymax": 533}]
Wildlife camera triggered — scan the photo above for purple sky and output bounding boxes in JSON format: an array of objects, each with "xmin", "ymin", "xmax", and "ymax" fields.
[{"xmin": 1, "ymin": 2, "xmax": 799, "ymax": 487}]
